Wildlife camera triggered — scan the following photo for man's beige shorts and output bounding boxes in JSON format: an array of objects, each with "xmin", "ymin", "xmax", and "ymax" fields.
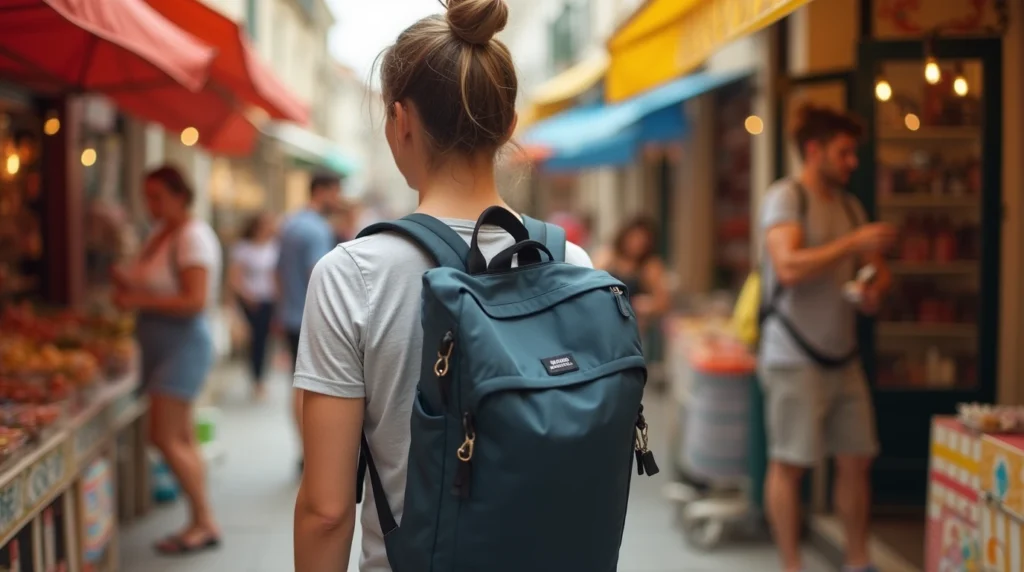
[{"xmin": 758, "ymin": 363, "xmax": 879, "ymax": 468}]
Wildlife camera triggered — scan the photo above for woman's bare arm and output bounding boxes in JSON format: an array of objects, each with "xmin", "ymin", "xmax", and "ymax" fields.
[{"xmin": 294, "ymin": 392, "xmax": 364, "ymax": 571}]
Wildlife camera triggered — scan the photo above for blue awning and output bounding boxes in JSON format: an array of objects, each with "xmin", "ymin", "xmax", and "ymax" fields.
[{"xmin": 522, "ymin": 67, "xmax": 752, "ymax": 172}]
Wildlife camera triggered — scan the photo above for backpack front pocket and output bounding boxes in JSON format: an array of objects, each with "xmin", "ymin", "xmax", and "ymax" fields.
[
  {"xmin": 451, "ymin": 360, "xmax": 646, "ymax": 572},
  {"xmin": 389, "ymin": 391, "xmax": 449, "ymax": 572}
]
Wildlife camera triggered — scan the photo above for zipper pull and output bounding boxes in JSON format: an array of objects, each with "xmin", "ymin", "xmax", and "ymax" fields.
[
  {"xmin": 634, "ymin": 407, "xmax": 659, "ymax": 477},
  {"xmin": 435, "ymin": 331, "xmax": 454, "ymax": 406},
  {"xmin": 453, "ymin": 413, "xmax": 475, "ymax": 498},
  {"xmin": 611, "ymin": 287, "xmax": 631, "ymax": 318}
]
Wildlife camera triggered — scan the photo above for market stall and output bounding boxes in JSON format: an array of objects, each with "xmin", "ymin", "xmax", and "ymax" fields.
[
  {"xmin": 2, "ymin": 81, "xmax": 148, "ymax": 571},
  {"xmin": 925, "ymin": 411, "xmax": 1024, "ymax": 571},
  {"xmin": 0, "ymin": 307, "xmax": 145, "ymax": 572}
]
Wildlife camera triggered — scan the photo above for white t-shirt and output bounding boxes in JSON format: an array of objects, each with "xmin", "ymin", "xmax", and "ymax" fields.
[
  {"xmin": 230, "ymin": 240, "xmax": 279, "ymax": 302},
  {"xmin": 294, "ymin": 218, "xmax": 592, "ymax": 572},
  {"xmin": 128, "ymin": 220, "xmax": 222, "ymax": 310}
]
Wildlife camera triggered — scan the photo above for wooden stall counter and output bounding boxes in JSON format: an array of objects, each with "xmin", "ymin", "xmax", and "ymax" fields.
[{"xmin": 0, "ymin": 371, "xmax": 148, "ymax": 572}]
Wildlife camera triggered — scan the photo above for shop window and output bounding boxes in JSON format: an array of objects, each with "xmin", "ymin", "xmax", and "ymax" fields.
[
  {"xmin": 549, "ymin": 3, "xmax": 587, "ymax": 73},
  {"xmin": 871, "ymin": 58, "xmax": 984, "ymax": 392},
  {"xmin": 245, "ymin": 0, "xmax": 258, "ymax": 40},
  {"xmin": 0, "ymin": 105, "xmax": 43, "ymax": 301},
  {"xmin": 711, "ymin": 80, "xmax": 754, "ymax": 294}
]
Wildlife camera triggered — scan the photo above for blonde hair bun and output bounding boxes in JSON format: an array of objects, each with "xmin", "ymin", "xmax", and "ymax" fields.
[{"xmin": 445, "ymin": 0, "xmax": 508, "ymax": 45}]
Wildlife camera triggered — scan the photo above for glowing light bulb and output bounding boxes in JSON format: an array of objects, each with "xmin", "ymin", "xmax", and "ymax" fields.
[
  {"xmin": 875, "ymin": 79, "xmax": 893, "ymax": 102},
  {"xmin": 744, "ymin": 115, "xmax": 764, "ymax": 135},
  {"xmin": 81, "ymin": 148, "xmax": 97, "ymax": 167},
  {"xmin": 904, "ymin": 113, "xmax": 921, "ymax": 131},
  {"xmin": 925, "ymin": 58, "xmax": 941, "ymax": 85},
  {"xmin": 43, "ymin": 117, "xmax": 60, "ymax": 136},
  {"xmin": 180, "ymin": 127, "xmax": 199, "ymax": 147},
  {"xmin": 953, "ymin": 76, "xmax": 969, "ymax": 97},
  {"xmin": 5, "ymin": 154, "xmax": 19, "ymax": 175}
]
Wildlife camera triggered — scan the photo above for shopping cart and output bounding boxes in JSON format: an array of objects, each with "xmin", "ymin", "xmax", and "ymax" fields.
[{"xmin": 664, "ymin": 320, "xmax": 758, "ymax": 550}]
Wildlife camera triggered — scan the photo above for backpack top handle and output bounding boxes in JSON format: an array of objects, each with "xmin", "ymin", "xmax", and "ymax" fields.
[
  {"xmin": 486, "ymin": 240, "xmax": 553, "ymax": 272},
  {"xmin": 467, "ymin": 206, "xmax": 530, "ymax": 274}
]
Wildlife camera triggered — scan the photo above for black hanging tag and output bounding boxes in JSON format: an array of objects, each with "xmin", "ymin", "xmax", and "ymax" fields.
[
  {"xmin": 641, "ymin": 450, "xmax": 660, "ymax": 477},
  {"xmin": 635, "ymin": 449, "xmax": 645, "ymax": 475}
]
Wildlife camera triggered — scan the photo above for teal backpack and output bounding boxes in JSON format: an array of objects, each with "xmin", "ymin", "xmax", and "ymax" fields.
[{"xmin": 356, "ymin": 207, "xmax": 658, "ymax": 572}]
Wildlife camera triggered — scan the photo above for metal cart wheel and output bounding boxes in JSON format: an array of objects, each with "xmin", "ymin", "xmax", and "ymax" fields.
[{"xmin": 680, "ymin": 514, "xmax": 726, "ymax": 551}]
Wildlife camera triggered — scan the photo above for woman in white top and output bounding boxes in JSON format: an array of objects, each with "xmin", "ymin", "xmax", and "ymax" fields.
[
  {"xmin": 292, "ymin": 1, "xmax": 592, "ymax": 570},
  {"xmin": 112, "ymin": 165, "xmax": 221, "ymax": 555},
  {"xmin": 228, "ymin": 212, "xmax": 279, "ymax": 400}
]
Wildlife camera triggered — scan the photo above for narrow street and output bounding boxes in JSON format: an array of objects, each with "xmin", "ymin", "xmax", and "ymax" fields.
[{"xmin": 120, "ymin": 361, "xmax": 832, "ymax": 571}]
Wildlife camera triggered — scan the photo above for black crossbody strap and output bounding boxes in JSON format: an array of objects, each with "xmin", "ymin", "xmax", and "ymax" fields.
[{"xmin": 760, "ymin": 181, "xmax": 861, "ymax": 369}]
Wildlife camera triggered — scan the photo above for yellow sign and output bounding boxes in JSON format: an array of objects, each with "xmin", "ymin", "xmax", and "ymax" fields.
[
  {"xmin": 981, "ymin": 436, "xmax": 1024, "ymax": 517},
  {"xmin": 608, "ymin": 0, "xmax": 811, "ymax": 102}
]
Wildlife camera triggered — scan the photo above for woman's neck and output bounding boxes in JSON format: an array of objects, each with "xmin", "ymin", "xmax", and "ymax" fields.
[{"xmin": 415, "ymin": 156, "xmax": 511, "ymax": 220}]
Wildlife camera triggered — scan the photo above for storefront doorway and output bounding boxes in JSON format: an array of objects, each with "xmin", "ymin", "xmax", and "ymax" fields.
[{"xmin": 854, "ymin": 37, "xmax": 1003, "ymax": 511}]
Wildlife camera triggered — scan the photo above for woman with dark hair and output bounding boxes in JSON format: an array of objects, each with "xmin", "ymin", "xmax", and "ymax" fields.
[
  {"xmin": 228, "ymin": 212, "xmax": 279, "ymax": 400},
  {"xmin": 112, "ymin": 164, "xmax": 221, "ymax": 555},
  {"xmin": 594, "ymin": 216, "xmax": 671, "ymax": 331}
]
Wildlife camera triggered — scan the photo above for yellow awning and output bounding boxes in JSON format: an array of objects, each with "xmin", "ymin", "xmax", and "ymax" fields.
[
  {"xmin": 524, "ymin": 52, "xmax": 608, "ymax": 125},
  {"xmin": 607, "ymin": 0, "xmax": 813, "ymax": 103}
]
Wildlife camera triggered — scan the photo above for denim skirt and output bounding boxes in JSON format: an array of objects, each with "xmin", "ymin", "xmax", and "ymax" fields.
[{"xmin": 135, "ymin": 312, "xmax": 214, "ymax": 401}]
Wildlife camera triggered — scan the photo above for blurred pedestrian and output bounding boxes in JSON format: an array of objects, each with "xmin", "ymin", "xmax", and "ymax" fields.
[
  {"xmin": 277, "ymin": 173, "xmax": 340, "ymax": 473},
  {"xmin": 329, "ymin": 197, "xmax": 360, "ymax": 245},
  {"xmin": 548, "ymin": 211, "xmax": 591, "ymax": 252},
  {"xmin": 228, "ymin": 212, "xmax": 279, "ymax": 401},
  {"xmin": 112, "ymin": 165, "xmax": 221, "ymax": 555},
  {"xmin": 594, "ymin": 216, "xmax": 671, "ymax": 332},
  {"xmin": 759, "ymin": 104, "xmax": 894, "ymax": 572},
  {"xmin": 292, "ymin": 1, "xmax": 592, "ymax": 569}
]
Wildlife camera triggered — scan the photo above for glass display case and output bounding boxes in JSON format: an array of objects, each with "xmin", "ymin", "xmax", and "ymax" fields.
[
  {"xmin": 855, "ymin": 38, "xmax": 1002, "ymax": 507},
  {"xmin": 872, "ymin": 57, "xmax": 984, "ymax": 392}
]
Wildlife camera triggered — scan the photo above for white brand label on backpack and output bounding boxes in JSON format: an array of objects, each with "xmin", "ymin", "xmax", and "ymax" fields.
[{"xmin": 541, "ymin": 354, "xmax": 579, "ymax": 376}]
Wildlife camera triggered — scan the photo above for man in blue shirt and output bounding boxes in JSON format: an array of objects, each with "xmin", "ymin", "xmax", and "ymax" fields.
[{"xmin": 277, "ymin": 173, "xmax": 340, "ymax": 471}]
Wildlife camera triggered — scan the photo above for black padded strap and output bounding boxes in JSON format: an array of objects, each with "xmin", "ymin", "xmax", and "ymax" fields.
[
  {"xmin": 360, "ymin": 433, "xmax": 398, "ymax": 535},
  {"xmin": 358, "ymin": 215, "xmax": 468, "ymax": 270}
]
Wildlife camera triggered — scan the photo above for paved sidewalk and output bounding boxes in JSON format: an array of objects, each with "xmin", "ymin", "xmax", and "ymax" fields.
[{"xmin": 120, "ymin": 361, "xmax": 832, "ymax": 571}]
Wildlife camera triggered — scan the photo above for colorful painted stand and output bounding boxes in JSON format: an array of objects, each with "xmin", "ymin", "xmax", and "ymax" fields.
[{"xmin": 926, "ymin": 418, "xmax": 1024, "ymax": 572}]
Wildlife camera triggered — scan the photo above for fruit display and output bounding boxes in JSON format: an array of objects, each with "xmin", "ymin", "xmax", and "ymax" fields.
[
  {"xmin": 0, "ymin": 303, "xmax": 134, "ymax": 379},
  {"xmin": 0, "ymin": 303, "xmax": 135, "ymax": 456}
]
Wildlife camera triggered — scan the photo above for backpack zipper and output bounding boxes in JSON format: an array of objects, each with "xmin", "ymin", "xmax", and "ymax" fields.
[
  {"xmin": 610, "ymin": 287, "xmax": 631, "ymax": 318},
  {"xmin": 434, "ymin": 330, "xmax": 455, "ymax": 406},
  {"xmin": 634, "ymin": 406, "xmax": 660, "ymax": 477},
  {"xmin": 453, "ymin": 412, "xmax": 475, "ymax": 499}
]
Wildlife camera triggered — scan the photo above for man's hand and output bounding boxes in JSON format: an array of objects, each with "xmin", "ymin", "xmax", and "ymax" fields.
[
  {"xmin": 849, "ymin": 223, "xmax": 898, "ymax": 255},
  {"xmin": 857, "ymin": 285, "xmax": 884, "ymax": 315}
]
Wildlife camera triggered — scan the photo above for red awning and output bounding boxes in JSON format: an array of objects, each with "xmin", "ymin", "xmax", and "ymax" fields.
[
  {"xmin": 0, "ymin": 0, "xmax": 214, "ymax": 93},
  {"xmin": 145, "ymin": 0, "xmax": 309, "ymax": 125},
  {"xmin": 110, "ymin": 86, "xmax": 257, "ymax": 156}
]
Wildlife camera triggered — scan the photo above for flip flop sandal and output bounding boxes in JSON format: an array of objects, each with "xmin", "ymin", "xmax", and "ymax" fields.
[{"xmin": 154, "ymin": 533, "xmax": 221, "ymax": 556}]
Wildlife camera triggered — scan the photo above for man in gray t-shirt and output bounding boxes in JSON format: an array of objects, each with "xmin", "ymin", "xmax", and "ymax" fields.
[{"xmin": 759, "ymin": 105, "xmax": 895, "ymax": 572}]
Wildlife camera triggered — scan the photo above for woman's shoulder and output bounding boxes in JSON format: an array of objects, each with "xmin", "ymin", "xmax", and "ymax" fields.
[
  {"xmin": 316, "ymin": 233, "xmax": 433, "ymax": 281},
  {"xmin": 565, "ymin": 242, "xmax": 594, "ymax": 269},
  {"xmin": 183, "ymin": 219, "xmax": 218, "ymax": 241}
]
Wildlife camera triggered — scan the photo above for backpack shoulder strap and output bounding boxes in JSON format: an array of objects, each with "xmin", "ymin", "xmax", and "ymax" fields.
[
  {"xmin": 839, "ymin": 192, "xmax": 862, "ymax": 228},
  {"xmin": 357, "ymin": 213, "xmax": 469, "ymax": 270},
  {"xmin": 521, "ymin": 215, "xmax": 566, "ymax": 262}
]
